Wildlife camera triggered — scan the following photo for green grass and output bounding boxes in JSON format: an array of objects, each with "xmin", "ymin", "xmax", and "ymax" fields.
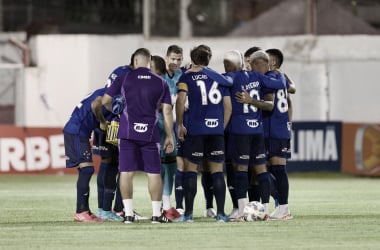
[{"xmin": 0, "ymin": 173, "xmax": 379, "ymax": 250}]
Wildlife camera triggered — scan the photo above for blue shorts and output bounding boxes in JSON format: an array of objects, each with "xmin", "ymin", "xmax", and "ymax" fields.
[
  {"xmin": 184, "ymin": 134, "xmax": 225, "ymax": 164},
  {"xmin": 118, "ymin": 139, "xmax": 161, "ymax": 174},
  {"xmin": 265, "ymin": 138, "xmax": 291, "ymax": 159},
  {"xmin": 64, "ymin": 133, "xmax": 92, "ymax": 168},
  {"xmin": 229, "ymin": 134, "xmax": 266, "ymax": 166},
  {"xmin": 92, "ymin": 129, "xmax": 118, "ymax": 158}
]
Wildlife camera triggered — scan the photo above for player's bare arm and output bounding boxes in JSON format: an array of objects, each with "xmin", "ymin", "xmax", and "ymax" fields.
[
  {"xmin": 162, "ymin": 103, "xmax": 174, "ymax": 154},
  {"xmin": 235, "ymin": 90, "xmax": 274, "ymax": 111},
  {"xmin": 284, "ymin": 73, "xmax": 296, "ymax": 94},
  {"xmin": 223, "ymin": 96, "xmax": 232, "ymax": 130},
  {"xmin": 91, "ymin": 96, "xmax": 108, "ymax": 131},
  {"xmin": 92, "ymin": 94, "xmax": 113, "ymax": 131},
  {"xmin": 287, "ymin": 96, "xmax": 293, "ymax": 129},
  {"xmin": 175, "ymin": 91, "xmax": 187, "ymax": 141}
]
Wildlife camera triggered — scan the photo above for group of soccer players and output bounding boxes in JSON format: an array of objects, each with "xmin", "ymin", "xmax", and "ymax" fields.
[{"xmin": 63, "ymin": 43, "xmax": 295, "ymax": 224}]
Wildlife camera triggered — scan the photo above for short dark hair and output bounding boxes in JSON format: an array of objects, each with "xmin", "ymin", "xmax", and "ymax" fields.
[
  {"xmin": 190, "ymin": 46, "xmax": 211, "ymax": 66},
  {"xmin": 266, "ymin": 48, "xmax": 284, "ymax": 67},
  {"xmin": 197, "ymin": 44, "xmax": 212, "ymax": 59},
  {"xmin": 151, "ymin": 55, "xmax": 167, "ymax": 75},
  {"xmin": 244, "ymin": 46, "xmax": 262, "ymax": 58},
  {"xmin": 129, "ymin": 53, "xmax": 135, "ymax": 67},
  {"xmin": 166, "ymin": 45, "xmax": 183, "ymax": 56},
  {"xmin": 134, "ymin": 48, "xmax": 151, "ymax": 59}
]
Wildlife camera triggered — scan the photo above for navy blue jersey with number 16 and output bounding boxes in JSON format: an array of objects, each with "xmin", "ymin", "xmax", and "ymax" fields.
[{"xmin": 177, "ymin": 72, "xmax": 230, "ymax": 136}]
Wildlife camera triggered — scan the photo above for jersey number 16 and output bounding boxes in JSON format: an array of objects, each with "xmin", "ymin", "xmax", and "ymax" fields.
[{"xmin": 197, "ymin": 80, "xmax": 222, "ymax": 105}]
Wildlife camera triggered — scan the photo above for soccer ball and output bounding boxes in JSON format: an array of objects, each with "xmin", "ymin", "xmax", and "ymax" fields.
[{"xmin": 243, "ymin": 201, "xmax": 267, "ymax": 221}]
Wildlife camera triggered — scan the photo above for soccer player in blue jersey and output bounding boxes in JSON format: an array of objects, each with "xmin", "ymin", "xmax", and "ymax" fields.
[
  {"xmin": 264, "ymin": 48, "xmax": 294, "ymax": 220},
  {"xmin": 244, "ymin": 46, "xmax": 262, "ymax": 71},
  {"xmin": 63, "ymin": 87, "xmax": 119, "ymax": 223},
  {"xmin": 96, "ymin": 48, "xmax": 175, "ymax": 224},
  {"xmin": 233, "ymin": 50, "xmax": 287, "ymax": 220},
  {"xmin": 176, "ymin": 45, "xmax": 232, "ymax": 222},
  {"xmin": 220, "ymin": 50, "xmax": 245, "ymax": 220},
  {"xmin": 97, "ymin": 54, "xmax": 134, "ymax": 218}
]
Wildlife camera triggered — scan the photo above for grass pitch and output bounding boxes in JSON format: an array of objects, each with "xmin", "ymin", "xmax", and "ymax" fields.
[{"xmin": 0, "ymin": 173, "xmax": 379, "ymax": 250}]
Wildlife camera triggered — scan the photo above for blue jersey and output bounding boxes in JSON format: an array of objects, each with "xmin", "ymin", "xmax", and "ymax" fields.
[
  {"xmin": 263, "ymin": 71, "xmax": 291, "ymax": 139},
  {"xmin": 107, "ymin": 67, "xmax": 172, "ymax": 143},
  {"xmin": 105, "ymin": 65, "xmax": 132, "ymax": 87},
  {"xmin": 177, "ymin": 71, "xmax": 230, "ymax": 135},
  {"xmin": 63, "ymin": 88, "xmax": 111, "ymax": 138},
  {"xmin": 229, "ymin": 70, "xmax": 285, "ymax": 135}
]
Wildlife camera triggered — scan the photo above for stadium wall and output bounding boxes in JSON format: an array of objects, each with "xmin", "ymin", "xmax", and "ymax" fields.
[{"xmin": 21, "ymin": 34, "xmax": 380, "ymax": 127}]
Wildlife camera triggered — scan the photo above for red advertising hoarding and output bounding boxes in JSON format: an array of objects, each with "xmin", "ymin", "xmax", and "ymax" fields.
[{"xmin": 0, "ymin": 125, "xmax": 99, "ymax": 174}]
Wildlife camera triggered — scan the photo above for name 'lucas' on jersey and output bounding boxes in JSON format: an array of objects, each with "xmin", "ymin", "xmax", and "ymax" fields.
[{"xmin": 177, "ymin": 72, "xmax": 230, "ymax": 135}]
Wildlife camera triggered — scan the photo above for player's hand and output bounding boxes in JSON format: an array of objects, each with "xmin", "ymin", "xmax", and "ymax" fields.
[
  {"xmin": 99, "ymin": 122, "xmax": 108, "ymax": 132},
  {"xmin": 177, "ymin": 124, "xmax": 187, "ymax": 141},
  {"xmin": 164, "ymin": 136, "xmax": 174, "ymax": 154},
  {"xmin": 235, "ymin": 90, "xmax": 252, "ymax": 104}
]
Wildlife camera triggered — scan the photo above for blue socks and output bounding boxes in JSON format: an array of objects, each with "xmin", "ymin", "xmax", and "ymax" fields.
[
  {"xmin": 175, "ymin": 169, "xmax": 184, "ymax": 209},
  {"xmin": 103, "ymin": 162, "xmax": 118, "ymax": 211},
  {"xmin": 226, "ymin": 164, "xmax": 238, "ymax": 208},
  {"xmin": 270, "ymin": 165, "xmax": 289, "ymax": 205},
  {"xmin": 257, "ymin": 172, "xmax": 270, "ymax": 204},
  {"xmin": 96, "ymin": 162, "xmax": 107, "ymax": 209},
  {"xmin": 76, "ymin": 166, "xmax": 94, "ymax": 213},
  {"xmin": 234, "ymin": 171, "xmax": 248, "ymax": 200},
  {"xmin": 201, "ymin": 171, "xmax": 214, "ymax": 209},
  {"xmin": 212, "ymin": 172, "xmax": 226, "ymax": 215},
  {"xmin": 113, "ymin": 174, "xmax": 123, "ymax": 212},
  {"xmin": 184, "ymin": 172, "xmax": 197, "ymax": 216}
]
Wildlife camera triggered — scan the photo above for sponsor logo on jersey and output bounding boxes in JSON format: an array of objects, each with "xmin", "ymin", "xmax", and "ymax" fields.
[
  {"xmin": 133, "ymin": 123, "xmax": 148, "ymax": 133},
  {"xmin": 246, "ymin": 119, "xmax": 259, "ymax": 128},
  {"xmin": 255, "ymin": 153, "xmax": 266, "ymax": 159},
  {"xmin": 192, "ymin": 152, "xmax": 203, "ymax": 157},
  {"xmin": 239, "ymin": 155, "xmax": 249, "ymax": 160},
  {"xmin": 205, "ymin": 119, "xmax": 219, "ymax": 128},
  {"xmin": 138, "ymin": 75, "xmax": 151, "ymax": 79},
  {"xmin": 210, "ymin": 150, "xmax": 224, "ymax": 156}
]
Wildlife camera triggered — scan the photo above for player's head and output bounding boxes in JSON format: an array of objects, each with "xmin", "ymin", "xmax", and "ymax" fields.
[
  {"xmin": 197, "ymin": 44, "xmax": 212, "ymax": 60},
  {"xmin": 244, "ymin": 46, "xmax": 262, "ymax": 70},
  {"xmin": 190, "ymin": 45, "xmax": 211, "ymax": 66},
  {"xmin": 151, "ymin": 55, "xmax": 167, "ymax": 75},
  {"xmin": 133, "ymin": 48, "xmax": 151, "ymax": 69},
  {"xmin": 166, "ymin": 45, "xmax": 183, "ymax": 73},
  {"xmin": 250, "ymin": 50, "xmax": 270, "ymax": 74},
  {"xmin": 265, "ymin": 48, "xmax": 284, "ymax": 70},
  {"xmin": 223, "ymin": 50, "xmax": 243, "ymax": 73}
]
